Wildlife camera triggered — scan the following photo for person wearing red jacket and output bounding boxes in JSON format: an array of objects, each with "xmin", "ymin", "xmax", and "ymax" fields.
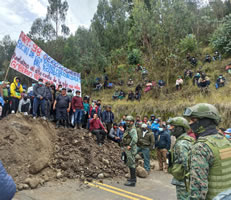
[
  {"xmin": 72, "ymin": 90, "xmax": 83, "ymax": 129},
  {"xmin": 90, "ymin": 113, "xmax": 108, "ymax": 146}
]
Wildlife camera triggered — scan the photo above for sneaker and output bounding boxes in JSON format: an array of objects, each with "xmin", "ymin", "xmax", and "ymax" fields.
[
  {"xmin": 33, "ymin": 116, "xmax": 36, "ymax": 120},
  {"xmin": 24, "ymin": 112, "xmax": 28, "ymax": 116},
  {"xmin": 11, "ymin": 110, "xmax": 15, "ymax": 114},
  {"xmin": 42, "ymin": 116, "xmax": 46, "ymax": 120}
]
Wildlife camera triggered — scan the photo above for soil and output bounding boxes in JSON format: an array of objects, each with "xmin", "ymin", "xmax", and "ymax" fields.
[{"xmin": 0, "ymin": 114, "xmax": 127, "ymax": 190}]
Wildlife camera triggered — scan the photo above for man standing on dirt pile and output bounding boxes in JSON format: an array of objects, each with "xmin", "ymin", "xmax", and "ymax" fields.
[
  {"xmin": 10, "ymin": 77, "xmax": 23, "ymax": 114},
  {"xmin": 183, "ymin": 103, "xmax": 231, "ymax": 200},
  {"xmin": 102, "ymin": 106, "xmax": 114, "ymax": 133},
  {"xmin": 72, "ymin": 90, "xmax": 83, "ymax": 129},
  {"xmin": 167, "ymin": 117, "xmax": 194, "ymax": 200},
  {"xmin": 122, "ymin": 116, "xmax": 138, "ymax": 187},
  {"xmin": 53, "ymin": 88, "xmax": 71, "ymax": 129},
  {"xmin": 137, "ymin": 123, "xmax": 154, "ymax": 174},
  {"xmin": 33, "ymin": 78, "xmax": 46, "ymax": 120}
]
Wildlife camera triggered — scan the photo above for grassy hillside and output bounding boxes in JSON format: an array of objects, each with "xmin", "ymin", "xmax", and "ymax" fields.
[{"xmin": 90, "ymin": 58, "xmax": 231, "ymax": 128}]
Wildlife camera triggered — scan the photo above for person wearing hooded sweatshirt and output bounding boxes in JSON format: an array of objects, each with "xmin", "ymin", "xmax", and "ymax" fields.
[
  {"xmin": 151, "ymin": 120, "xmax": 160, "ymax": 134},
  {"xmin": 10, "ymin": 77, "xmax": 23, "ymax": 113},
  {"xmin": 33, "ymin": 78, "xmax": 46, "ymax": 120},
  {"xmin": 148, "ymin": 114, "xmax": 155, "ymax": 129},
  {"xmin": 155, "ymin": 126, "xmax": 171, "ymax": 172},
  {"xmin": 18, "ymin": 94, "xmax": 31, "ymax": 115},
  {"xmin": 0, "ymin": 160, "xmax": 16, "ymax": 200}
]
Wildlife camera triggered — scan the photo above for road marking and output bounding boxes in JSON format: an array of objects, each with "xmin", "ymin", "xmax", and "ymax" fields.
[
  {"xmin": 93, "ymin": 181, "xmax": 153, "ymax": 200},
  {"xmin": 85, "ymin": 181, "xmax": 140, "ymax": 200}
]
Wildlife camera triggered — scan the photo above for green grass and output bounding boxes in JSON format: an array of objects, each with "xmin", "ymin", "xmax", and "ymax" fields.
[{"xmin": 90, "ymin": 58, "xmax": 231, "ymax": 128}]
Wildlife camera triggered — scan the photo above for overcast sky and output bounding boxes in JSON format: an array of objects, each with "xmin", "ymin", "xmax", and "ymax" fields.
[{"xmin": 0, "ymin": 0, "xmax": 99, "ymax": 40}]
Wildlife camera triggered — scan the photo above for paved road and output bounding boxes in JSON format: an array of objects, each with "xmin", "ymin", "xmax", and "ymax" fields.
[{"xmin": 15, "ymin": 170, "xmax": 176, "ymax": 200}]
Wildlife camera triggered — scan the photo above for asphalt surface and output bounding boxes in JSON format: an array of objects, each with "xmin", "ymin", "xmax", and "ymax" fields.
[{"xmin": 15, "ymin": 169, "xmax": 176, "ymax": 200}]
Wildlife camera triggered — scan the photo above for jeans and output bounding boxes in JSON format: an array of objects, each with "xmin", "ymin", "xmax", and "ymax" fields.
[
  {"xmin": 74, "ymin": 109, "xmax": 83, "ymax": 125},
  {"xmin": 33, "ymin": 98, "xmax": 45, "ymax": 117},
  {"xmin": 11, "ymin": 97, "xmax": 19, "ymax": 113},
  {"xmin": 137, "ymin": 147, "xmax": 150, "ymax": 171}
]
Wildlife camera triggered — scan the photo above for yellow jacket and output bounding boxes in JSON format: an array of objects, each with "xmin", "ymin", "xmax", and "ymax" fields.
[{"xmin": 10, "ymin": 77, "xmax": 23, "ymax": 99}]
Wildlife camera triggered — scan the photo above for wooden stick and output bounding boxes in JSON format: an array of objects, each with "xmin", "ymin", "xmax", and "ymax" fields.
[{"xmin": 3, "ymin": 65, "xmax": 10, "ymax": 82}]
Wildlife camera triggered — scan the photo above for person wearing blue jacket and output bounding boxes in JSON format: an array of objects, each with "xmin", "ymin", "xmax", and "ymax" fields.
[
  {"xmin": 155, "ymin": 127, "xmax": 171, "ymax": 172},
  {"xmin": 151, "ymin": 120, "xmax": 160, "ymax": 133},
  {"xmin": 102, "ymin": 106, "xmax": 114, "ymax": 133},
  {"xmin": 0, "ymin": 161, "xmax": 16, "ymax": 200}
]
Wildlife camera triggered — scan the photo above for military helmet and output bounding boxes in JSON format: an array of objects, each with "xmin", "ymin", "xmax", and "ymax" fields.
[
  {"xmin": 125, "ymin": 116, "xmax": 134, "ymax": 121},
  {"xmin": 183, "ymin": 103, "xmax": 221, "ymax": 125},
  {"xmin": 167, "ymin": 117, "xmax": 190, "ymax": 130}
]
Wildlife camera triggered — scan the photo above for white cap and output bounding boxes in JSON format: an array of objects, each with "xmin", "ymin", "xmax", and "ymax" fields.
[{"xmin": 141, "ymin": 124, "xmax": 148, "ymax": 128}]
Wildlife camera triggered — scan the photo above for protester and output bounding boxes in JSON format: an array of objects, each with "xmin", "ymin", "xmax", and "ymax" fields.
[
  {"xmin": 44, "ymin": 82, "xmax": 52, "ymax": 120},
  {"xmin": 158, "ymin": 79, "xmax": 165, "ymax": 89},
  {"xmin": 53, "ymin": 88, "xmax": 71, "ymax": 128},
  {"xmin": 224, "ymin": 128, "xmax": 231, "ymax": 140},
  {"xmin": 135, "ymin": 115, "xmax": 142, "ymax": 127},
  {"xmin": 135, "ymin": 84, "xmax": 142, "ymax": 93},
  {"xmin": 18, "ymin": 94, "xmax": 31, "ymax": 115},
  {"xmin": 108, "ymin": 123, "xmax": 123, "ymax": 143},
  {"xmin": 213, "ymin": 51, "xmax": 221, "ymax": 61},
  {"xmin": 193, "ymin": 72, "xmax": 201, "ymax": 86},
  {"xmin": 204, "ymin": 54, "xmax": 212, "ymax": 63},
  {"xmin": 143, "ymin": 116, "xmax": 148, "ymax": 124},
  {"xmin": 190, "ymin": 57, "xmax": 197, "ymax": 66},
  {"xmin": 134, "ymin": 91, "xmax": 141, "ymax": 101},
  {"xmin": 147, "ymin": 114, "xmax": 155, "ymax": 128},
  {"xmin": 137, "ymin": 123, "xmax": 155, "ymax": 173},
  {"xmin": 176, "ymin": 76, "xmax": 183, "ymax": 91},
  {"xmin": 2, "ymin": 82, "xmax": 10, "ymax": 117},
  {"xmin": 10, "ymin": 77, "xmax": 23, "ymax": 113},
  {"xmin": 89, "ymin": 100, "xmax": 98, "ymax": 118},
  {"xmin": 155, "ymin": 126, "xmax": 171, "ymax": 172},
  {"xmin": 33, "ymin": 78, "xmax": 46, "ymax": 120},
  {"xmin": 112, "ymin": 89, "xmax": 120, "ymax": 100},
  {"xmin": 27, "ymin": 81, "xmax": 36, "ymax": 114},
  {"xmin": 127, "ymin": 91, "xmax": 134, "ymax": 101},
  {"xmin": 90, "ymin": 113, "xmax": 108, "ymax": 146},
  {"xmin": 127, "ymin": 79, "xmax": 134, "ymax": 87},
  {"xmin": 82, "ymin": 98, "xmax": 90, "ymax": 129},
  {"xmin": 50, "ymin": 84, "xmax": 56, "ymax": 121},
  {"xmin": 102, "ymin": 106, "xmax": 114, "ymax": 133},
  {"xmin": 151, "ymin": 120, "xmax": 160, "ymax": 134},
  {"xmin": 118, "ymin": 90, "xmax": 126, "ymax": 100},
  {"xmin": 96, "ymin": 99, "xmax": 102, "ymax": 119},
  {"xmin": 216, "ymin": 75, "xmax": 226, "ymax": 89},
  {"xmin": 198, "ymin": 73, "xmax": 210, "ymax": 88},
  {"xmin": 72, "ymin": 90, "xmax": 83, "ymax": 129}
]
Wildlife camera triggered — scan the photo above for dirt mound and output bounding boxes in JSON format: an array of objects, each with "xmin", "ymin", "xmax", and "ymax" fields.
[
  {"xmin": 53, "ymin": 129, "xmax": 127, "ymax": 180},
  {"xmin": 0, "ymin": 114, "xmax": 126, "ymax": 190},
  {"xmin": 0, "ymin": 114, "xmax": 56, "ymax": 186}
]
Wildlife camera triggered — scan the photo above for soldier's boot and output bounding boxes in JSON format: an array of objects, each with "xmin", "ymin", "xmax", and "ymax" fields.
[
  {"xmin": 124, "ymin": 168, "xmax": 136, "ymax": 187},
  {"xmin": 56, "ymin": 121, "xmax": 60, "ymax": 129}
]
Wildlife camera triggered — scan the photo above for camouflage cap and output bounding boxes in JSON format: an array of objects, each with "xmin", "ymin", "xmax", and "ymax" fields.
[
  {"xmin": 125, "ymin": 116, "xmax": 134, "ymax": 121},
  {"xmin": 167, "ymin": 117, "xmax": 190, "ymax": 130},
  {"xmin": 183, "ymin": 103, "xmax": 221, "ymax": 125}
]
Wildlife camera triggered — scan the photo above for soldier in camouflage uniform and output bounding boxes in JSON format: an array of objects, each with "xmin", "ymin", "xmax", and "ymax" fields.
[
  {"xmin": 122, "ymin": 116, "xmax": 138, "ymax": 187},
  {"xmin": 183, "ymin": 103, "xmax": 231, "ymax": 200},
  {"xmin": 167, "ymin": 117, "xmax": 195, "ymax": 200}
]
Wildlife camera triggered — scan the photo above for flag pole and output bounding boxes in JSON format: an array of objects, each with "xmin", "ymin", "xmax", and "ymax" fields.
[{"xmin": 3, "ymin": 64, "xmax": 10, "ymax": 82}]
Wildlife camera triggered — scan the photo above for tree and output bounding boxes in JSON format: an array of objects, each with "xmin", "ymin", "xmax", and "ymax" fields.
[
  {"xmin": 29, "ymin": 18, "xmax": 56, "ymax": 41},
  {"xmin": 46, "ymin": 0, "xmax": 70, "ymax": 37}
]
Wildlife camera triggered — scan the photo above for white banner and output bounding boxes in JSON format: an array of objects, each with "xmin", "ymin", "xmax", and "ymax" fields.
[{"xmin": 10, "ymin": 31, "xmax": 81, "ymax": 91}]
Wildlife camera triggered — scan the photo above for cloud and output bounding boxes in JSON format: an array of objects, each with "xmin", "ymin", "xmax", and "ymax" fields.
[{"xmin": 0, "ymin": 0, "xmax": 99, "ymax": 40}]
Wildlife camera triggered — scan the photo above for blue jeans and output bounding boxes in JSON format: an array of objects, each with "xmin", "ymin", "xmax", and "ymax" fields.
[
  {"xmin": 137, "ymin": 147, "xmax": 150, "ymax": 171},
  {"xmin": 74, "ymin": 109, "xmax": 83, "ymax": 125},
  {"xmin": 33, "ymin": 98, "xmax": 45, "ymax": 117}
]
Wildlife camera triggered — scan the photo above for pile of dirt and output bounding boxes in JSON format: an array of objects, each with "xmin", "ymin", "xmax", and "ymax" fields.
[
  {"xmin": 0, "ymin": 114, "xmax": 56, "ymax": 189},
  {"xmin": 0, "ymin": 114, "xmax": 127, "ymax": 190},
  {"xmin": 52, "ymin": 129, "xmax": 127, "ymax": 180}
]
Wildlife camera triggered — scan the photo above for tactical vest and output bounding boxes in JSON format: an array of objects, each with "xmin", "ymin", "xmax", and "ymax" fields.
[
  {"xmin": 169, "ymin": 134, "xmax": 194, "ymax": 181},
  {"xmin": 122, "ymin": 127, "xmax": 135, "ymax": 146},
  {"xmin": 198, "ymin": 135, "xmax": 231, "ymax": 200}
]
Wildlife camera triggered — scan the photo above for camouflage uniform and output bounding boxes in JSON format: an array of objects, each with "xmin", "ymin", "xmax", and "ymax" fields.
[
  {"xmin": 123, "ymin": 124, "xmax": 138, "ymax": 168},
  {"xmin": 168, "ymin": 117, "xmax": 193, "ymax": 200},
  {"xmin": 171, "ymin": 134, "xmax": 193, "ymax": 200},
  {"xmin": 184, "ymin": 103, "xmax": 231, "ymax": 200}
]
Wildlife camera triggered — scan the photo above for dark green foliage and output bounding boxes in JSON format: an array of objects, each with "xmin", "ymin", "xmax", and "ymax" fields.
[{"xmin": 128, "ymin": 49, "xmax": 142, "ymax": 65}]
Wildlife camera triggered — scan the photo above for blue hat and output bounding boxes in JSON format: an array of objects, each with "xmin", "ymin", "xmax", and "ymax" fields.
[{"xmin": 225, "ymin": 128, "xmax": 231, "ymax": 134}]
